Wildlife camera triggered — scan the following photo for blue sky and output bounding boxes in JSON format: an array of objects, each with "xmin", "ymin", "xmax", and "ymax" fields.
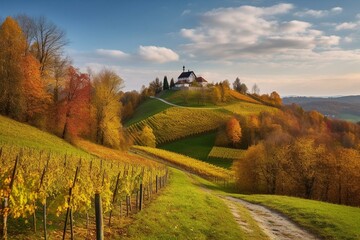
[{"xmin": 1, "ymin": 0, "xmax": 360, "ymax": 96}]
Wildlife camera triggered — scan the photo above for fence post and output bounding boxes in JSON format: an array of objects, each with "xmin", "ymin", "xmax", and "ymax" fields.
[
  {"xmin": 156, "ymin": 175, "xmax": 158, "ymax": 193},
  {"xmin": 95, "ymin": 193, "xmax": 103, "ymax": 240},
  {"xmin": 139, "ymin": 183, "xmax": 143, "ymax": 211}
]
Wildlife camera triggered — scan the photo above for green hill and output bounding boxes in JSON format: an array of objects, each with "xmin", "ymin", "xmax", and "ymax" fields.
[{"xmin": 0, "ymin": 115, "xmax": 89, "ymax": 156}]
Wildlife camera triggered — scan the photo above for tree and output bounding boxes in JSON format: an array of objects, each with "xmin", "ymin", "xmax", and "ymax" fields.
[
  {"xmin": 233, "ymin": 77, "xmax": 241, "ymax": 92},
  {"xmin": 226, "ymin": 117, "xmax": 242, "ymax": 145},
  {"xmin": 0, "ymin": 17, "xmax": 27, "ymax": 119},
  {"xmin": 211, "ymin": 86, "xmax": 221, "ymax": 104},
  {"xmin": 31, "ymin": 16, "xmax": 68, "ymax": 77},
  {"xmin": 21, "ymin": 54, "xmax": 51, "ymax": 123},
  {"xmin": 163, "ymin": 76, "xmax": 169, "ymax": 90},
  {"xmin": 270, "ymin": 91, "xmax": 282, "ymax": 106},
  {"xmin": 92, "ymin": 69, "xmax": 124, "ymax": 148},
  {"xmin": 252, "ymin": 83, "xmax": 260, "ymax": 95},
  {"xmin": 15, "ymin": 14, "xmax": 36, "ymax": 53},
  {"xmin": 149, "ymin": 77, "xmax": 162, "ymax": 94},
  {"xmin": 219, "ymin": 80, "xmax": 230, "ymax": 102},
  {"xmin": 170, "ymin": 78, "xmax": 175, "ymax": 88},
  {"xmin": 58, "ymin": 66, "xmax": 91, "ymax": 140},
  {"xmin": 139, "ymin": 125, "xmax": 156, "ymax": 147}
]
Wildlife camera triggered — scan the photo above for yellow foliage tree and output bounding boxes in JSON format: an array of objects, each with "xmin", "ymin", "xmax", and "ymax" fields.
[
  {"xmin": 92, "ymin": 69, "xmax": 124, "ymax": 149},
  {"xmin": 139, "ymin": 126, "xmax": 156, "ymax": 147}
]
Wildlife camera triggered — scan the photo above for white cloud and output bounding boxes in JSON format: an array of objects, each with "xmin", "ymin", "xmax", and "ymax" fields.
[
  {"xmin": 295, "ymin": 6, "xmax": 342, "ymax": 18},
  {"xmin": 96, "ymin": 49, "xmax": 129, "ymax": 59},
  {"xmin": 335, "ymin": 22, "xmax": 358, "ymax": 31},
  {"xmin": 331, "ymin": 7, "xmax": 343, "ymax": 14},
  {"xmin": 180, "ymin": 4, "xmax": 345, "ymax": 61},
  {"xmin": 343, "ymin": 37, "xmax": 353, "ymax": 43},
  {"xmin": 138, "ymin": 45, "xmax": 179, "ymax": 63}
]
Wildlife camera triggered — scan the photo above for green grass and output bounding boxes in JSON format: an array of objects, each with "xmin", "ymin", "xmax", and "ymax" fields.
[
  {"xmin": 161, "ymin": 89, "xmax": 218, "ymax": 107},
  {"xmin": 0, "ymin": 115, "xmax": 89, "ymax": 156},
  {"xmin": 124, "ymin": 98, "xmax": 171, "ymax": 126},
  {"xmin": 124, "ymin": 169, "xmax": 247, "ymax": 239},
  {"xmin": 159, "ymin": 132, "xmax": 216, "ymax": 161},
  {"xmin": 337, "ymin": 113, "xmax": 360, "ymax": 123},
  {"xmin": 229, "ymin": 194, "xmax": 360, "ymax": 240},
  {"xmin": 159, "ymin": 132, "xmax": 233, "ymax": 169}
]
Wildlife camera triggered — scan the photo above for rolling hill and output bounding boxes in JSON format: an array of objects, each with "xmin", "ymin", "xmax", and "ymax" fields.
[{"xmin": 283, "ymin": 95, "xmax": 360, "ymax": 122}]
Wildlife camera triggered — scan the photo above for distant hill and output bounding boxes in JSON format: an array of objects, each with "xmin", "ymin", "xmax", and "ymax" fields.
[{"xmin": 283, "ymin": 95, "xmax": 360, "ymax": 122}]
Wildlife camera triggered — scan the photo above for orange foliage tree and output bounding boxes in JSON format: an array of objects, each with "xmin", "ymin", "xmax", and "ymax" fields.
[
  {"xmin": 0, "ymin": 17, "xmax": 26, "ymax": 118},
  {"xmin": 226, "ymin": 117, "xmax": 242, "ymax": 146},
  {"xmin": 21, "ymin": 54, "xmax": 51, "ymax": 123}
]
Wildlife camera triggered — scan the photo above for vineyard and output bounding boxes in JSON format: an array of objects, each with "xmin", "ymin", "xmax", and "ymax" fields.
[
  {"xmin": 208, "ymin": 147, "xmax": 246, "ymax": 159},
  {"xmin": 132, "ymin": 146, "xmax": 233, "ymax": 181},
  {"xmin": 127, "ymin": 107, "xmax": 230, "ymax": 145},
  {"xmin": 229, "ymin": 90, "xmax": 261, "ymax": 104},
  {"xmin": 223, "ymin": 101, "xmax": 276, "ymax": 116},
  {"xmin": 0, "ymin": 145, "xmax": 168, "ymax": 239}
]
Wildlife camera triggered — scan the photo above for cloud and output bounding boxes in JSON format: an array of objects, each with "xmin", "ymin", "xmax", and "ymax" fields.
[
  {"xmin": 138, "ymin": 45, "xmax": 179, "ymax": 63},
  {"xmin": 335, "ymin": 22, "xmax": 358, "ymax": 31},
  {"xmin": 180, "ymin": 4, "xmax": 345, "ymax": 61},
  {"xmin": 182, "ymin": 9, "xmax": 191, "ymax": 16},
  {"xmin": 295, "ymin": 6, "xmax": 342, "ymax": 18},
  {"xmin": 96, "ymin": 49, "xmax": 129, "ymax": 59}
]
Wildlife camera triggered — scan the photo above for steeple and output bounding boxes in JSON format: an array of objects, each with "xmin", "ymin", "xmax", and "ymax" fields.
[{"xmin": 183, "ymin": 65, "xmax": 185, "ymax": 72}]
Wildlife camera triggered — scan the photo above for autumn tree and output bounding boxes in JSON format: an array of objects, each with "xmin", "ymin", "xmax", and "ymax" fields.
[
  {"xmin": 226, "ymin": 117, "xmax": 242, "ymax": 146},
  {"xmin": 57, "ymin": 66, "xmax": 91, "ymax": 141},
  {"xmin": 149, "ymin": 77, "xmax": 162, "ymax": 94},
  {"xmin": 21, "ymin": 54, "xmax": 51, "ymax": 124},
  {"xmin": 92, "ymin": 69, "xmax": 124, "ymax": 148},
  {"xmin": 270, "ymin": 91, "xmax": 282, "ymax": 105},
  {"xmin": 0, "ymin": 17, "xmax": 26, "ymax": 119},
  {"xmin": 139, "ymin": 125, "xmax": 156, "ymax": 147},
  {"xmin": 219, "ymin": 80, "xmax": 230, "ymax": 102},
  {"xmin": 211, "ymin": 86, "xmax": 221, "ymax": 104},
  {"xmin": 163, "ymin": 76, "xmax": 169, "ymax": 90}
]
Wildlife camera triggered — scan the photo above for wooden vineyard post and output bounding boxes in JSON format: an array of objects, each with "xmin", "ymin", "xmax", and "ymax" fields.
[
  {"xmin": 156, "ymin": 175, "xmax": 158, "ymax": 193},
  {"xmin": 95, "ymin": 193, "xmax": 104, "ymax": 240},
  {"xmin": 109, "ymin": 172, "xmax": 120, "ymax": 227},
  {"xmin": 1, "ymin": 155, "xmax": 19, "ymax": 240},
  {"xmin": 139, "ymin": 183, "xmax": 143, "ymax": 211},
  {"xmin": 62, "ymin": 167, "xmax": 79, "ymax": 240},
  {"xmin": 43, "ymin": 200, "xmax": 47, "ymax": 240}
]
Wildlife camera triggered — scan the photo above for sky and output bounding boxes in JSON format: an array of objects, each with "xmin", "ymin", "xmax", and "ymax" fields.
[{"xmin": 1, "ymin": 0, "xmax": 360, "ymax": 96}]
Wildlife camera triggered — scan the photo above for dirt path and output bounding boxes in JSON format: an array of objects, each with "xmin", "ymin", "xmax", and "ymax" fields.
[
  {"xmin": 150, "ymin": 96, "xmax": 220, "ymax": 109},
  {"xmin": 224, "ymin": 196, "xmax": 319, "ymax": 240}
]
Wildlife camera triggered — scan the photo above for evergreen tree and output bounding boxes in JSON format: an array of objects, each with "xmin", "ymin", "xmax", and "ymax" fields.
[
  {"xmin": 170, "ymin": 78, "xmax": 175, "ymax": 88},
  {"xmin": 163, "ymin": 76, "xmax": 169, "ymax": 90}
]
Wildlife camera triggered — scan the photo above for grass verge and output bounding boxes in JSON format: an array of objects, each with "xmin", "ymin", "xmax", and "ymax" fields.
[
  {"xmin": 123, "ymin": 168, "xmax": 246, "ymax": 239},
  {"xmin": 229, "ymin": 194, "xmax": 360, "ymax": 240}
]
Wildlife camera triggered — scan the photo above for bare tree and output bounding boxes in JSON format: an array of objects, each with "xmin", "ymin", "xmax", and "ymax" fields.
[
  {"xmin": 252, "ymin": 83, "xmax": 260, "ymax": 95},
  {"xmin": 32, "ymin": 16, "xmax": 69, "ymax": 76},
  {"xmin": 15, "ymin": 14, "xmax": 36, "ymax": 53}
]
